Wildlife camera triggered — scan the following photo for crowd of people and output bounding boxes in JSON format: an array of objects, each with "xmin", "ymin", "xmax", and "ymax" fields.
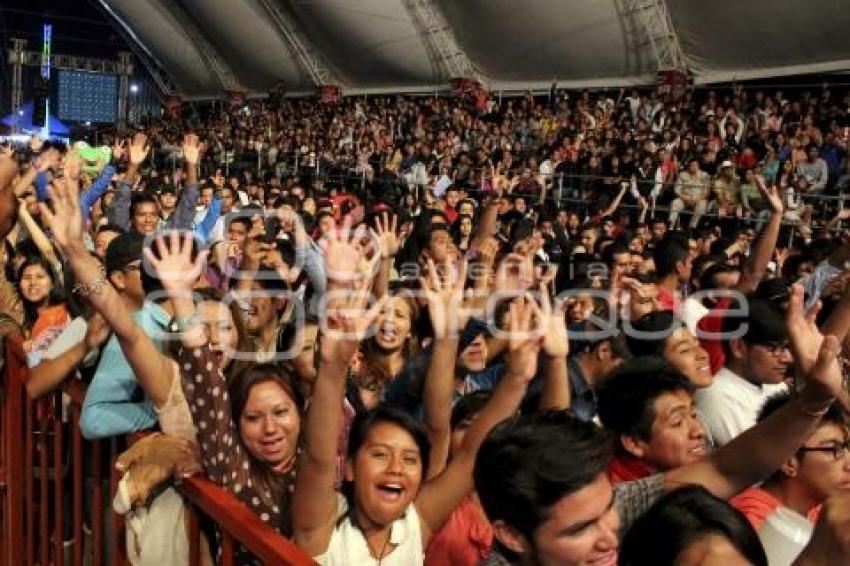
[{"xmin": 1, "ymin": 82, "xmax": 850, "ymax": 565}]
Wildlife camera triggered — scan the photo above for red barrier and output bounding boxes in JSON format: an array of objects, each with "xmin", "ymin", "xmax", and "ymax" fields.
[
  {"xmin": 0, "ymin": 333, "xmax": 316, "ymax": 565},
  {"xmin": 179, "ymin": 476, "xmax": 315, "ymax": 566}
]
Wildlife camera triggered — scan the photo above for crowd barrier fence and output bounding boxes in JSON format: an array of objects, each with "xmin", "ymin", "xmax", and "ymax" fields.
[{"xmin": 0, "ymin": 333, "xmax": 315, "ymax": 566}]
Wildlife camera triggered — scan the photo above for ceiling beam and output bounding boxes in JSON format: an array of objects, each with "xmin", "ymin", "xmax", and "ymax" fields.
[
  {"xmin": 402, "ymin": 0, "xmax": 479, "ymax": 81},
  {"xmin": 91, "ymin": 0, "xmax": 176, "ymax": 97},
  {"xmin": 249, "ymin": 0, "xmax": 338, "ymax": 87}
]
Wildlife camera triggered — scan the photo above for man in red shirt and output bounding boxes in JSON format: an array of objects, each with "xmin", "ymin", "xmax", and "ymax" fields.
[{"xmin": 653, "ymin": 233, "xmax": 692, "ymax": 315}]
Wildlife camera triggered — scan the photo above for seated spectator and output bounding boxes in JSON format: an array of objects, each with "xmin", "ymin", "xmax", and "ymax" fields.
[
  {"xmin": 669, "ymin": 159, "xmax": 710, "ymax": 230},
  {"xmin": 797, "ymin": 144, "xmax": 829, "ymax": 194},
  {"xmin": 711, "ymin": 161, "xmax": 742, "ymax": 218}
]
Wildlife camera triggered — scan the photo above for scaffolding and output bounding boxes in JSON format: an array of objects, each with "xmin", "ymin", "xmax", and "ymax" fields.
[
  {"xmin": 403, "ymin": 0, "xmax": 478, "ymax": 81},
  {"xmin": 251, "ymin": 0, "xmax": 337, "ymax": 87},
  {"xmin": 621, "ymin": 0, "xmax": 687, "ymax": 72},
  {"xmin": 5, "ymin": 39, "xmax": 134, "ymax": 132}
]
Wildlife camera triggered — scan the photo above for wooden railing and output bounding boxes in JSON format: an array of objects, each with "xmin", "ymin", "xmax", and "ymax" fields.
[{"xmin": 0, "ymin": 333, "xmax": 315, "ymax": 565}]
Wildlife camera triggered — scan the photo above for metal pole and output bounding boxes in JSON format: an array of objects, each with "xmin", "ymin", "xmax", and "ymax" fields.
[{"xmin": 117, "ymin": 52, "xmax": 133, "ymax": 134}]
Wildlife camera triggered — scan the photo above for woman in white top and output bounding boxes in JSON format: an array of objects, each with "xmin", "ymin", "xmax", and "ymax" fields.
[{"xmin": 292, "ymin": 226, "xmax": 547, "ymax": 565}]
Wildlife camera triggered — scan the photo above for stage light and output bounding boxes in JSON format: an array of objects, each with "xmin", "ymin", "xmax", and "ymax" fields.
[{"xmin": 130, "ymin": 84, "xmax": 139, "ymax": 94}]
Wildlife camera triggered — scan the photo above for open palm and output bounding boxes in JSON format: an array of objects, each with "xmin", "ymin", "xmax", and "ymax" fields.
[
  {"xmin": 39, "ymin": 177, "xmax": 85, "ymax": 254},
  {"xmin": 143, "ymin": 231, "xmax": 208, "ymax": 294},
  {"xmin": 420, "ymin": 258, "xmax": 469, "ymax": 339}
]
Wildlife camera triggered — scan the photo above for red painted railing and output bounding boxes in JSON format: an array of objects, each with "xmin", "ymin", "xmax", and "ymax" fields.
[{"xmin": 0, "ymin": 333, "xmax": 315, "ymax": 565}]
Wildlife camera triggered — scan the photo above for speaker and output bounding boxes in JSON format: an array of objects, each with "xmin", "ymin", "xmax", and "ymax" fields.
[{"xmin": 32, "ymin": 77, "xmax": 50, "ymax": 126}]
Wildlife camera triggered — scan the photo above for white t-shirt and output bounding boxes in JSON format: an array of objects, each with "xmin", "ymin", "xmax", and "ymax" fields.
[
  {"xmin": 315, "ymin": 494, "xmax": 423, "ymax": 566},
  {"xmin": 681, "ymin": 296, "xmax": 709, "ymax": 336},
  {"xmin": 694, "ymin": 367, "xmax": 787, "ymax": 446}
]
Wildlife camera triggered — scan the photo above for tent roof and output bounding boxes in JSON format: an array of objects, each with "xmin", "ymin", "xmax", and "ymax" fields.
[{"xmin": 98, "ymin": 0, "xmax": 850, "ymax": 98}]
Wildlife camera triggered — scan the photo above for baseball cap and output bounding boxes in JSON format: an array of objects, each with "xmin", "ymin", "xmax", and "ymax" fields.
[
  {"xmin": 459, "ymin": 319, "xmax": 489, "ymax": 352},
  {"xmin": 720, "ymin": 160, "xmax": 735, "ymax": 169},
  {"xmin": 105, "ymin": 232, "xmax": 145, "ymax": 274}
]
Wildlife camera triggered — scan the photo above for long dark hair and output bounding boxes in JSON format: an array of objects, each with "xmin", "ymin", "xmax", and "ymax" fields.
[
  {"xmin": 229, "ymin": 363, "xmax": 305, "ymax": 521},
  {"xmin": 16, "ymin": 256, "xmax": 65, "ymax": 330},
  {"xmin": 620, "ymin": 485, "xmax": 768, "ymax": 566}
]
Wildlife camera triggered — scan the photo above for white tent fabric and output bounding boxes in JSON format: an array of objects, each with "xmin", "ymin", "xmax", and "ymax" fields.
[{"xmin": 99, "ymin": 0, "xmax": 850, "ymax": 98}]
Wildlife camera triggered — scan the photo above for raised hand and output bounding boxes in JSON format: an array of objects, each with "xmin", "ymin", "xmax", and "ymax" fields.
[
  {"xmin": 505, "ymin": 294, "xmax": 544, "ymax": 383},
  {"xmin": 63, "ymin": 153, "xmax": 82, "ymax": 181},
  {"xmin": 756, "ymin": 174, "xmax": 783, "ymax": 214},
  {"xmin": 787, "ymin": 283, "xmax": 825, "ymax": 377},
  {"xmin": 786, "ymin": 284, "xmax": 849, "ymax": 410},
  {"xmin": 143, "ymin": 231, "xmax": 209, "ymax": 295},
  {"xmin": 39, "ymin": 176, "xmax": 84, "ymax": 254},
  {"xmin": 370, "ymin": 212, "xmax": 400, "ymax": 260},
  {"xmin": 128, "ymin": 132, "xmax": 150, "ymax": 165},
  {"xmin": 112, "ymin": 139, "xmax": 126, "ymax": 162},
  {"xmin": 420, "ymin": 258, "xmax": 470, "ymax": 339},
  {"xmin": 321, "ymin": 275, "xmax": 386, "ymax": 365},
  {"xmin": 182, "ymin": 133, "xmax": 203, "ymax": 165},
  {"xmin": 319, "ymin": 217, "xmax": 373, "ymax": 285},
  {"xmin": 538, "ymin": 282, "xmax": 569, "ymax": 359}
]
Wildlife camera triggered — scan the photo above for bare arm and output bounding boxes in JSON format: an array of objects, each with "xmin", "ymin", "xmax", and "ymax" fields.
[
  {"xmin": 667, "ymin": 286, "xmax": 849, "ymax": 498},
  {"xmin": 369, "ymin": 212, "xmax": 399, "ymax": 300},
  {"xmin": 40, "ymin": 174, "xmax": 174, "ymax": 408},
  {"xmin": 17, "ymin": 200, "xmax": 59, "ymax": 270},
  {"xmin": 293, "ymin": 223, "xmax": 384, "ymax": 555},
  {"xmin": 471, "ymin": 197, "xmax": 502, "ymax": 248},
  {"xmin": 415, "ymin": 297, "xmax": 541, "ymax": 541},
  {"xmin": 26, "ymin": 341, "xmax": 86, "ymax": 399},
  {"xmin": 538, "ymin": 283, "xmax": 570, "ymax": 411},
  {"xmin": 737, "ymin": 177, "xmax": 783, "ymax": 293},
  {"xmin": 420, "ymin": 260, "xmax": 469, "ymax": 479}
]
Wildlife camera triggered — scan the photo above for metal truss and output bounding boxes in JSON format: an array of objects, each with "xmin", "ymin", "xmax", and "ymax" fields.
[
  {"xmin": 403, "ymin": 0, "xmax": 477, "ymax": 80},
  {"xmin": 12, "ymin": 50, "xmax": 133, "ymax": 75},
  {"xmin": 621, "ymin": 0, "xmax": 687, "ymax": 71},
  {"xmin": 155, "ymin": 1, "xmax": 242, "ymax": 92},
  {"xmin": 251, "ymin": 0, "xmax": 337, "ymax": 87},
  {"xmin": 92, "ymin": 0, "xmax": 176, "ymax": 98}
]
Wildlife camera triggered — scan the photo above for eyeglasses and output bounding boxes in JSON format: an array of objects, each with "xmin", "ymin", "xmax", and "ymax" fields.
[{"xmin": 798, "ymin": 439, "xmax": 850, "ymax": 461}]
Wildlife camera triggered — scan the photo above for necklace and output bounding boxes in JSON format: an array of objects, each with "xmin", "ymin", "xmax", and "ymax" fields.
[{"xmin": 365, "ymin": 525, "xmax": 392, "ymax": 565}]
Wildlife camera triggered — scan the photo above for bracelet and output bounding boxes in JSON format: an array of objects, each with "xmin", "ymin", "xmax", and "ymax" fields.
[{"xmin": 73, "ymin": 266, "xmax": 108, "ymax": 298}]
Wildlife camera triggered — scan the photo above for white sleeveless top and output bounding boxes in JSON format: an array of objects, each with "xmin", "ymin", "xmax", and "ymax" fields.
[{"xmin": 315, "ymin": 494, "xmax": 424, "ymax": 566}]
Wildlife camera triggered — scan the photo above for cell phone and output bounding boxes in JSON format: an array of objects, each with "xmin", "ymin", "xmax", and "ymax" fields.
[{"xmin": 263, "ymin": 215, "xmax": 280, "ymax": 243}]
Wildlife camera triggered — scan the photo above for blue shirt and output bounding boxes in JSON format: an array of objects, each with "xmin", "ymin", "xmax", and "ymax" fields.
[
  {"xmin": 568, "ymin": 357, "xmax": 597, "ymax": 422},
  {"xmin": 383, "ymin": 352, "xmax": 505, "ymax": 418},
  {"xmin": 79, "ymin": 301, "xmax": 171, "ymax": 439}
]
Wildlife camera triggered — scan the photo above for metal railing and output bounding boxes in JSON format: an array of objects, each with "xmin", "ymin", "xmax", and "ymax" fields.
[{"xmin": 0, "ymin": 333, "xmax": 315, "ymax": 565}]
